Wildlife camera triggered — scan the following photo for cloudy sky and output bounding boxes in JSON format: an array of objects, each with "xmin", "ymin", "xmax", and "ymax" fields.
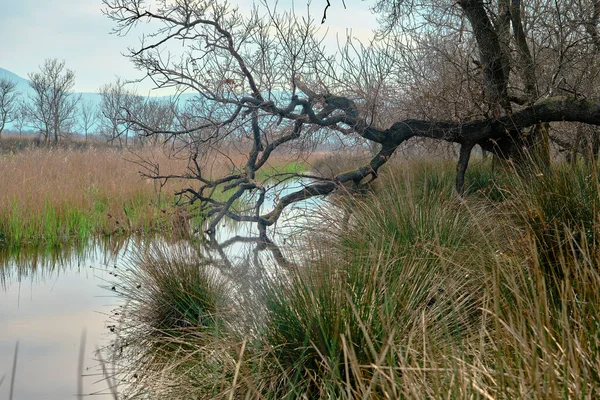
[{"xmin": 0, "ymin": 0, "xmax": 378, "ymax": 95}]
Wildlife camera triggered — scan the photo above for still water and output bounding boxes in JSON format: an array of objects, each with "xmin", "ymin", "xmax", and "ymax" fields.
[{"xmin": 0, "ymin": 242, "xmax": 127, "ymax": 399}]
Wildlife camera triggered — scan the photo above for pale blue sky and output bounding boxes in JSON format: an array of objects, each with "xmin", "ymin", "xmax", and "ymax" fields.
[{"xmin": 0, "ymin": 0, "xmax": 377, "ymax": 95}]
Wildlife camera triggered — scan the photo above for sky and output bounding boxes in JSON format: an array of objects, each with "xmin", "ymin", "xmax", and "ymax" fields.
[{"xmin": 0, "ymin": 0, "xmax": 378, "ymax": 95}]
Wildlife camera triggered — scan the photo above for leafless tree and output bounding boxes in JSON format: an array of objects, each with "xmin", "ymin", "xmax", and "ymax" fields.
[
  {"xmin": 79, "ymin": 100, "xmax": 98, "ymax": 142},
  {"xmin": 102, "ymin": 0, "xmax": 600, "ymax": 239},
  {"xmin": 13, "ymin": 101, "xmax": 28, "ymax": 138},
  {"xmin": 131, "ymin": 97, "xmax": 177, "ymax": 146},
  {"xmin": 26, "ymin": 59, "xmax": 80, "ymax": 145},
  {"xmin": 98, "ymin": 78, "xmax": 141, "ymax": 147},
  {"xmin": 0, "ymin": 78, "xmax": 19, "ymax": 139}
]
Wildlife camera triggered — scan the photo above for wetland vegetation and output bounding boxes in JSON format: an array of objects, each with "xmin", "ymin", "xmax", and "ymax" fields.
[
  {"xmin": 0, "ymin": 138, "xmax": 314, "ymax": 248},
  {"xmin": 2, "ymin": 135, "xmax": 600, "ymax": 399},
  {"xmin": 103, "ymin": 158, "xmax": 600, "ymax": 399},
  {"xmin": 5, "ymin": 0, "xmax": 600, "ymax": 397},
  {"xmin": 0, "ymin": 143, "xmax": 181, "ymax": 247}
]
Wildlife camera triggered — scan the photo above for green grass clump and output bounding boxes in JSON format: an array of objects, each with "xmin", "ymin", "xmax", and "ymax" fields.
[
  {"xmin": 128, "ymin": 244, "xmax": 228, "ymax": 331},
  {"xmin": 108, "ymin": 159, "xmax": 600, "ymax": 399},
  {"xmin": 111, "ymin": 242, "xmax": 240, "ymax": 398}
]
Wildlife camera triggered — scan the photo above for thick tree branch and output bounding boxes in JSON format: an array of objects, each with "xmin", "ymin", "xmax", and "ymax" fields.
[
  {"xmin": 460, "ymin": 0, "xmax": 511, "ymax": 116},
  {"xmin": 260, "ymin": 143, "xmax": 397, "ymax": 225}
]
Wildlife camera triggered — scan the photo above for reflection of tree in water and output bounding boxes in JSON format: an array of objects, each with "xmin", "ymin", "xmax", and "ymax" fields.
[
  {"xmin": 0, "ymin": 236, "xmax": 129, "ymax": 290},
  {"xmin": 97, "ymin": 191, "xmax": 333, "ymax": 397},
  {"xmin": 208, "ymin": 234, "xmax": 291, "ymax": 277}
]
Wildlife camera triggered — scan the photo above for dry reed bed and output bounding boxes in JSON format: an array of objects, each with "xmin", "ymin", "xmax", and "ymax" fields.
[{"xmin": 0, "ymin": 147, "xmax": 190, "ymax": 245}]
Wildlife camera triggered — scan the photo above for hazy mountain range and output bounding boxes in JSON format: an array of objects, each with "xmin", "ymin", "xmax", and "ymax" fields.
[
  {"xmin": 0, "ymin": 67, "xmax": 200, "ymax": 134},
  {"xmin": 0, "ymin": 67, "xmax": 105, "ymax": 109},
  {"xmin": 0, "ymin": 67, "xmax": 105, "ymax": 133},
  {"xmin": 0, "ymin": 67, "xmax": 293, "ymax": 135}
]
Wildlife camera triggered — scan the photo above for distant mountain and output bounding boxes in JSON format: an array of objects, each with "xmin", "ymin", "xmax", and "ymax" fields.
[
  {"xmin": 1, "ymin": 67, "xmax": 102, "ymax": 105},
  {"xmin": 0, "ymin": 68, "xmax": 29, "ymax": 84},
  {"xmin": 0, "ymin": 68, "xmax": 34, "ymax": 97},
  {"xmin": 0, "ymin": 67, "xmax": 97, "ymax": 132}
]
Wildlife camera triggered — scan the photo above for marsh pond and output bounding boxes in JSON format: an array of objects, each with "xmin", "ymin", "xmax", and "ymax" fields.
[{"xmin": 0, "ymin": 183, "xmax": 320, "ymax": 399}]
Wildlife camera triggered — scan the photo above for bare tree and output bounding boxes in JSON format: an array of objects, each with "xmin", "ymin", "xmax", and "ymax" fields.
[
  {"xmin": 102, "ymin": 0, "xmax": 600, "ymax": 239},
  {"xmin": 0, "ymin": 78, "xmax": 19, "ymax": 139},
  {"xmin": 26, "ymin": 59, "xmax": 80, "ymax": 145},
  {"xmin": 98, "ymin": 78, "xmax": 140, "ymax": 147},
  {"xmin": 79, "ymin": 100, "xmax": 98, "ymax": 142},
  {"xmin": 13, "ymin": 101, "xmax": 28, "ymax": 138},
  {"xmin": 131, "ymin": 97, "xmax": 176, "ymax": 146}
]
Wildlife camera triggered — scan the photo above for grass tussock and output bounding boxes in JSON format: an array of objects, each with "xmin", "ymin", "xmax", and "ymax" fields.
[
  {"xmin": 510, "ymin": 165, "xmax": 600, "ymax": 277},
  {"xmin": 109, "ymin": 242, "xmax": 239, "ymax": 398},
  {"xmin": 110, "ymin": 159, "xmax": 600, "ymax": 399},
  {"xmin": 123, "ymin": 243, "xmax": 229, "ymax": 332}
]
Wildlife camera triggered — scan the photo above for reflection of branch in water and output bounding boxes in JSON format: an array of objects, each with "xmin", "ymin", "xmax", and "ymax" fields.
[
  {"xmin": 186, "ymin": 234, "xmax": 293, "ymax": 309},
  {"xmin": 210, "ymin": 234, "xmax": 292, "ymax": 270},
  {"xmin": 99, "ymin": 231, "xmax": 297, "ymax": 398},
  {"xmin": 192, "ymin": 234, "xmax": 295, "ymax": 332}
]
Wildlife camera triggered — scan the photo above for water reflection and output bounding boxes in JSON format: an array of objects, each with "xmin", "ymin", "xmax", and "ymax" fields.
[
  {"xmin": 96, "ymin": 234, "xmax": 297, "ymax": 398},
  {"xmin": 0, "ymin": 237, "xmax": 131, "ymax": 289},
  {"xmin": 0, "ymin": 228, "xmax": 303, "ymax": 399},
  {"xmin": 0, "ymin": 238, "xmax": 128, "ymax": 400}
]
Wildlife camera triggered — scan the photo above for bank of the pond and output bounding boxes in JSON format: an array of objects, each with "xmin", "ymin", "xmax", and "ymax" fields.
[
  {"xmin": 0, "ymin": 195, "xmax": 182, "ymax": 246},
  {"xmin": 109, "ymin": 159, "xmax": 600, "ymax": 399}
]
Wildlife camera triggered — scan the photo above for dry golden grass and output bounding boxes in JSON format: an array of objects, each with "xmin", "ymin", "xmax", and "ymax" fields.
[{"xmin": 0, "ymin": 146, "xmax": 190, "ymax": 245}]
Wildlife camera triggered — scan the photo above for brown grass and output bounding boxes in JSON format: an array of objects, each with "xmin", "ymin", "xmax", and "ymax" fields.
[{"xmin": 0, "ymin": 146, "xmax": 189, "ymax": 245}]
